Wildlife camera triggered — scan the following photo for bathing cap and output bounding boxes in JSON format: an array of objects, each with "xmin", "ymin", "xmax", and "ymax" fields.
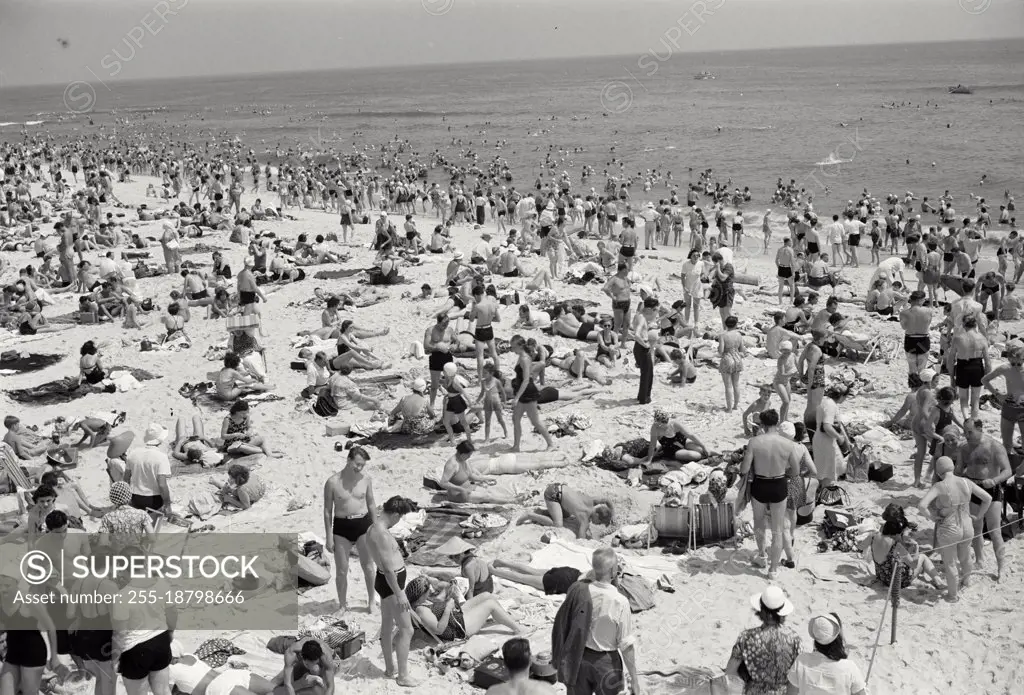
[
  {"xmin": 442, "ymin": 362, "xmax": 458, "ymax": 378},
  {"xmin": 935, "ymin": 456, "xmax": 955, "ymax": 479}
]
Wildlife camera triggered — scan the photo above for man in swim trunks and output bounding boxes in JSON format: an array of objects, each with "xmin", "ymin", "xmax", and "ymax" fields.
[
  {"xmin": 324, "ymin": 446, "xmax": 376, "ymax": 614},
  {"xmin": 619, "ymin": 221, "xmax": 638, "ymax": 270},
  {"xmin": 515, "ymin": 483, "xmax": 613, "ymax": 539},
  {"xmin": 899, "ymin": 290, "xmax": 932, "ymax": 381},
  {"xmin": 602, "ymin": 263, "xmax": 632, "ymax": 347},
  {"xmin": 366, "ymin": 496, "xmax": 419, "ymax": 688},
  {"xmin": 775, "ymin": 238, "xmax": 796, "ymax": 304},
  {"xmin": 976, "ymin": 269, "xmax": 1006, "ymax": 318},
  {"xmin": 468, "ymin": 284, "xmax": 501, "ymax": 382},
  {"xmin": 236, "ymin": 258, "xmax": 266, "ymax": 317},
  {"xmin": 274, "ymin": 637, "xmax": 335, "ymax": 695},
  {"xmin": 956, "ymin": 419, "xmax": 1011, "ymax": 580},
  {"xmin": 438, "ymin": 441, "xmax": 524, "ymax": 505},
  {"xmin": 489, "ymin": 559, "xmax": 583, "ymax": 596}
]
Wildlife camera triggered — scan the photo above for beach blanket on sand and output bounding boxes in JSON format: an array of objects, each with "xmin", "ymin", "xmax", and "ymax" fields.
[
  {"xmin": 0, "ymin": 352, "xmax": 65, "ymax": 375},
  {"xmin": 406, "ymin": 508, "xmax": 511, "ymax": 568},
  {"xmin": 529, "ymin": 538, "xmax": 678, "ymax": 584},
  {"xmin": 7, "ymin": 368, "xmax": 159, "ymax": 406},
  {"xmin": 178, "ymin": 382, "xmax": 285, "ymax": 409}
]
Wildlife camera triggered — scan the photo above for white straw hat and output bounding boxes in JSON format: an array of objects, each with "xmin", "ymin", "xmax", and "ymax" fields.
[{"xmin": 750, "ymin": 586, "xmax": 794, "ymax": 616}]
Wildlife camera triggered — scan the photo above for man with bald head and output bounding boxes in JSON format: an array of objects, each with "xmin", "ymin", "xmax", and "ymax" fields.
[{"xmin": 554, "ymin": 548, "xmax": 640, "ymax": 695}]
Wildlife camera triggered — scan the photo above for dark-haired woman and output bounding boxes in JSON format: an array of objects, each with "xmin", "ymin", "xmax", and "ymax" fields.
[
  {"xmin": 718, "ymin": 315, "xmax": 745, "ymax": 411},
  {"xmin": 78, "ymin": 340, "xmax": 106, "ymax": 386},
  {"xmin": 405, "ymin": 575, "xmax": 524, "ymax": 642},
  {"xmin": 865, "ymin": 502, "xmax": 945, "ymax": 596},
  {"xmin": 725, "ymin": 586, "xmax": 800, "ymax": 695},
  {"xmin": 215, "ymin": 352, "xmax": 272, "ymax": 401},
  {"xmin": 787, "ymin": 613, "xmax": 866, "ymax": 695},
  {"xmin": 366, "ymin": 496, "xmax": 420, "ymax": 688},
  {"xmin": 508, "ymin": 335, "xmax": 553, "ymax": 452}
]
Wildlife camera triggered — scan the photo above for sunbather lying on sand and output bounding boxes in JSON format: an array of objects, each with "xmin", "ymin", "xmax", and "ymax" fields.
[
  {"xmin": 169, "ymin": 645, "xmax": 284, "ymax": 695},
  {"xmin": 171, "ymin": 414, "xmax": 223, "ymax": 466},
  {"xmin": 489, "ymin": 560, "xmax": 584, "ymax": 596},
  {"xmin": 544, "ymin": 348, "xmax": 613, "ymax": 385}
]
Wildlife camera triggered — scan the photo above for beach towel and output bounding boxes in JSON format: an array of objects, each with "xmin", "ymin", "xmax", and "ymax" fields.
[
  {"xmin": 6, "ymin": 368, "xmax": 158, "ymax": 406},
  {"xmin": 529, "ymin": 538, "xmax": 678, "ymax": 584},
  {"xmin": 406, "ymin": 509, "xmax": 511, "ymax": 567},
  {"xmin": 178, "ymin": 382, "xmax": 284, "ymax": 410},
  {"xmin": 0, "ymin": 352, "xmax": 65, "ymax": 374}
]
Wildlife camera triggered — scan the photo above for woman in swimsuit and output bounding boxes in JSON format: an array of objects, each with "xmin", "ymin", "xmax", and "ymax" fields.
[
  {"xmin": 440, "ymin": 362, "xmax": 476, "ymax": 446},
  {"xmin": 219, "ymin": 400, "xmax": 277, "ymax": 457},
  {"xmin": 161, "ymin": 303, "xmax": 188, "ymax": 343},
  {"xmin": 508, "ymin": 334, "xmax": 554, "ymax": 452},
  {"xmin": 907, "ymin": 369, "xmax": 941, "ymax": 489},
  {"xmin": 215, "ymin": 353, "xmax": 272, "ymax": 401},
  {"xmin": 643, "ymin": 409, "xmax": 708, "ymax": 464},
  {"xmin": 365, "ymin": 496, "xmax": 419, "ymax": 688},
  {"xmin": 865, "ymin": 503, "xmax": 946, "ymax": 598},
  {"xmin": 919, "ymin": 458, "xmax": 990, "ymax": 601},
  {"xmin": 405, "ymin": 576, "xmax": 523, "ymax": 643},
  {"xmin": 797, "ymin": 329, "xmax": 827, "ymax": 442},
  {"xmin": 334, "ymin": 320, "xmax": 388, "ymax": 371},
  {"xmin": 594, "ymin": 318, "xmax": 621, "ymax": 367},
  {"xmin": 718, "ymin": 315, "xmax": 746, "ymax": 411},
  {"xmin": 950, "ymin": 315, "xmax": 990, "ymax": 420},
  {"xmin": 228, "ymin": 324, "xmax": 267, "ymax": 380},
  {"xmin": 78, "ymin": 340, "xmax": 107, "ymax": 386}
]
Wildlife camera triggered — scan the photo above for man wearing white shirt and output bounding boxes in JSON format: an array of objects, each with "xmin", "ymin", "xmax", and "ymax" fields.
[
  {"xmin": 842, "ymin": 214, "xmax": 862, "ymax": 267},
  {"xmin": 826, "ymin": 215, "xmax": 846, "ymax": 267},
  {"xmin": 124, "ymin": 423, "xmax": 173, "ymax": 514},
  {"xmin": 680, "ymin": 250, "xmax": 704, "ymax": 326}
]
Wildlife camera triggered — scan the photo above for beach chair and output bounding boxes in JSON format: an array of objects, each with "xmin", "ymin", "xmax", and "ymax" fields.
[
  {"xmin": 832, "ymin": 333, "xmax": 899, "ymax": 364},
  {"xmin": 0, "ymin": 443, "xmax": 34, "ymax": 492}
]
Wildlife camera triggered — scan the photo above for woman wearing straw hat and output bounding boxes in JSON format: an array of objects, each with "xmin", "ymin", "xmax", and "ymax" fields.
[
  {"xmin": 724, "ymin": 586, "xmax": 800, "ymax": 695},
  {"xmin": 787, "ymin": 613, "xmax": 866, "ymax": 695}
]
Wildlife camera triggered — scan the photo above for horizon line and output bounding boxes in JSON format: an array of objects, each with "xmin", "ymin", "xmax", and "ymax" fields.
[{"xmin": 1, "ymin": 35, "xmax": 1020, "ymax": 91}]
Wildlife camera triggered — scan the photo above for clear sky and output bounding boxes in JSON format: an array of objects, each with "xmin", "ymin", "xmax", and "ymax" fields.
[{"xmin": 0, "ymin": 0, "xmax": 1021, "ymax": 87}]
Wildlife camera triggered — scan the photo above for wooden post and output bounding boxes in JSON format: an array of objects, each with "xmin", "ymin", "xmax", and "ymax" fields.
[{"xmin": 866, "ymin": 560, "xmax": 900, "ymax": 684}]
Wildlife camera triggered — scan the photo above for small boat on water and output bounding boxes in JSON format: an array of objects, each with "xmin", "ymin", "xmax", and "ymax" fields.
[
  {"xmin": 948, "ymin": 84, "xmax": 973, "ymax": 94},
  {"xmin": 694, "ymin": 71, "xmax": 716, "ymax": 80}
]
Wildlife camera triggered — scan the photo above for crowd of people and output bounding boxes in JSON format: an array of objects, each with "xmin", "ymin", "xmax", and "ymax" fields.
[{"xmin": 0, "ymin": 124, "xmax": 1021, "ymax": 695}]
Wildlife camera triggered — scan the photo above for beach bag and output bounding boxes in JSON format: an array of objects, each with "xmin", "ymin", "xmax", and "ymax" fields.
[
  {"xmin": 846, "ymin": 443, "xmax": 872, "ymax": 483},
  {"xmin": 796, "ymin": 479, "xmax": 817, "ymax": 526},
  {"xmin": 868, "ymin": 463, "xmax": 894, "ymax": 483},
  {"xmin": 616, "ymin": 573, "xmax": 656, "ymax": 613},
  {"xmin": 165, "ymin": 238, "xmax": 180, "ymax": 250},
  {"xmin": 822, "ymin": 509, "xmax": 857, "ymax": 538},
  {"xmin": 226, "ymin": 313, "xmax": 260, "ymax": 331},
  {"xmin": 817, "ymin": 484, "xmax": 849, "ymax": 507},
  {"xmin": 312, "ymin": 394, "xmax": 339, "ymax": 418}
]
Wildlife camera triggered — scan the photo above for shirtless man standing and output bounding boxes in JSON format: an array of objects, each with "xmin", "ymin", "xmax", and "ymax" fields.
[
  {"xmin": 956, "ymin": 419, "xmax": 1011, "ymax": 580},
  {"xmin": 775, "ymin": 238, "xmax": 796, "ymax": 304},
  {"xmin": 323, "ymin": 446, "xmax": 376, "ymax": 614},
  {"xmin": 366, "ymin": 496, "xmax": 420, "ymax": 688},
  {"xmin": 950, "ymin": 315, "xmax": 990, "ymax": 420},
  {"xmin": 619, "ymin": 222, "xmax": 638, "ymax": 270},
  {"xmin": 237, "ymin": 257, "xmax": 267, "ymax": 317},
  {"xmin": 982, "ymin": 339, "xmax": 1024, "ymax": 456},
  {"xmin": 468, "ymin": 284, "xmax": 501, "ymax": 381},
  {"xmin": 899, "ymin": 290, "xmax": 932, "ymax": 380},
  {"xmin": 602, "ymin": 263, "xmax": 632, "ymax": 348}
]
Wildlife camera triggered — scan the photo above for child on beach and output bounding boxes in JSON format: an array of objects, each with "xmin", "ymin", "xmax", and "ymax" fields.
[
  {"xmin": 742, "ymin": 384, "xmax": 774, "ymax": 437},
  {"xmin": 774, "ymin": 341, "xmax": 799, "ymax": 421},
  {"xmin": 475, "ymin": 362, "xmax": 508, "ymax": 441}
]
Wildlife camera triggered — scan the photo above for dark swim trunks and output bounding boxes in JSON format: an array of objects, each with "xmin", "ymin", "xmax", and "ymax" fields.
[{"xmin": 374, "ymin": 568, "xmax": 407, "ymax": 600}]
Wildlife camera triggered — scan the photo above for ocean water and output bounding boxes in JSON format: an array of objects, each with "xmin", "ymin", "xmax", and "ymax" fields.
[{"xmin": 1, "ymin": 39, "xmax": 1022, "ymax": 205}]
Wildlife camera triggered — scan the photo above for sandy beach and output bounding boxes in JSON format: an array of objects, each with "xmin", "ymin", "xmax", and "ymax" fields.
[{"xmin": 1, "ymin": 165, "xmax": 1022, "ymax": 695}]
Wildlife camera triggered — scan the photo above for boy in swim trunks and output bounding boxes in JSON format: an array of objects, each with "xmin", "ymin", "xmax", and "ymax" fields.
[{"xmin": 274, "ymin": 638, "xmax": 335, "ymax": 695}]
